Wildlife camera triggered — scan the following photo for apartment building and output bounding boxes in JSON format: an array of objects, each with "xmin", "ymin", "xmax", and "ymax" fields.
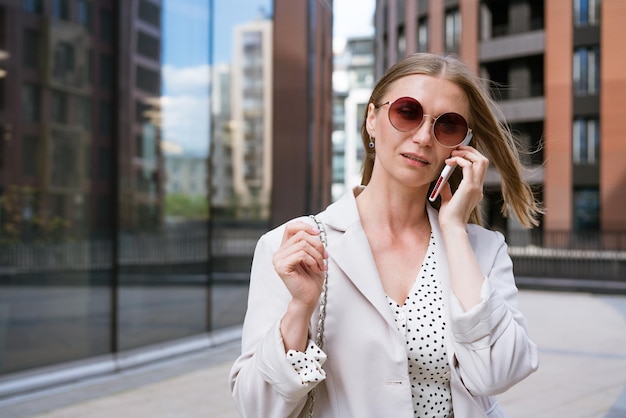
[
  {"xmin": 332, "ymin": 36, "xmax": 375, "ymax": 201},
  {"xmin": 374, "ymin": 0, "xmax": 626, "ymax": 234},
  {"xmin": 230, "ymin": 18, "xmax": 273, "ymax": 220}
]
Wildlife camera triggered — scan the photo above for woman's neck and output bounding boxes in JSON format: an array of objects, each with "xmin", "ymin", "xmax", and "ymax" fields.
[{"xmin": 355, "ymin": 181, "xmax": 430, "ymax": 234}]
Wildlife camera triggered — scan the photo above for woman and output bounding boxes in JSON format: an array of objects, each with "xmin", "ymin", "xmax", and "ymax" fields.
[{"xmin": 229, "ymin": 53, "xmax": 541, "ymax": 417}]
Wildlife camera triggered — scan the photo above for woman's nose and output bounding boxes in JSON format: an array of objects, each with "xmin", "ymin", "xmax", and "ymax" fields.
[{"xmin": 411, "ymin": 115, "xmax": 436, "ymax": 146}]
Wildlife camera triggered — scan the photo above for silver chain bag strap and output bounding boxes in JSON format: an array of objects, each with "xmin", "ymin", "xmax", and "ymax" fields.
[{"xmin": 306, "ymin": 215, "xmax": 328, "ymax": 418}]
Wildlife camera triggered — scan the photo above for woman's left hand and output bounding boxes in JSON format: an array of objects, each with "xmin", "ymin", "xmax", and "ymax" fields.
[{"xmin": 438, "ymin": 145, "xmax": 489, "ymax": 228}]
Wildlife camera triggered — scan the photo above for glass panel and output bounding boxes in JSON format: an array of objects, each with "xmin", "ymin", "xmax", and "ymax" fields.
[
  {"xmin": 116, "ymin": 0, "xmax": 213, "ymax": 350},
  {"xmin": 574, "ymin": 188, "xmax": 600, "ymax": 231},
  {"xmin": 574, "ymin": 0, "xmax": 601, "ymax": 26},
  {"xmin": 210, "ymin": 1, "xmax": 273, "ymax": 330},
  {"xmin": 22, "ymin": 0, "xmax": 43, "ymax": 14},
  {"xmin": 574, "ymin": 46, "xmax": 600, "ymax": 96},
  {"xmin": 573, "ymin": 118, "xmax": 600, "ymax": 164},
  {"xmin": 574, "ymin": 0, "xmax": 586, "ymax": 25},
  {"xmin": 445, "ymin": 8, "xmax": 461, "ymax": 53},
  {"xmin": 52, "ymin": 0, "xmax": 70, "ymax": 20},
  {"xmin": 587, "ymin": 118, "xmax": 599, "ymax": 163},
  {"xmin": 0, "ymin": 0, "xmax": 276, "ymax": 377},
  {"xmin": 22, "ymin": 28, "xmax": 40, "ymax": 69},
  {"xmin": 78, "ymin": 0, "xmax": 93, "ymax": 31},
  {"xmin": 0, "ymin": 4, "xmax": 113, "ymax": 375},
  {"xmin": 573, "ymin": 118, "xmax": 584, "ymax": 164},
  {"xmin": 418, "ymin": 17, "xmax": 428, "ymax": 52},
  {"xmin": 588, "ymin": 47, "xmax": 600, "ymax": 94}
]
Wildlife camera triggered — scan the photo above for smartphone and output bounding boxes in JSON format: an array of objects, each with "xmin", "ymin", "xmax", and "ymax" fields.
[{"xmin": 428, "ymin": 132, "xmax": 473, "ymax": 202}]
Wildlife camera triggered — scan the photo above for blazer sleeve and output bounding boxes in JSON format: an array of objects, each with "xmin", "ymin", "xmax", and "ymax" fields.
[
  {"xmin": 448, "ymin": 229, "xmax": 539, "ymax": 397},
  {"xmin": 229, "ymin": 229, "xmax": 322, "ymax": 418}
]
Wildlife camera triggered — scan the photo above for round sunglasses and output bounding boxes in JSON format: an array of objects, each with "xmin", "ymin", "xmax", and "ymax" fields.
[{"xmin": 375, "ymin": 96, "xmax": 472, "ymax": 148}]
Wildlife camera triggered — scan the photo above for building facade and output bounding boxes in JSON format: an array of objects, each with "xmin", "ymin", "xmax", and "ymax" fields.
[
  {"xmin": 374, "ymin": 0, "xmax": 626, "ymax": 235},
  {"xmin": 0, "ymin": 0, "xmax": 333, "ymax": 401},
  {"xmin": 271, "ymin": 0, "xmax": 334, "ymax": 227},
  {"xmin": 332, "ymin": 36, "xmax": 375, "ymax": 201},
  {"xmin": 230, "ymin": 18, "xmax": 273, "ymax": 220}
]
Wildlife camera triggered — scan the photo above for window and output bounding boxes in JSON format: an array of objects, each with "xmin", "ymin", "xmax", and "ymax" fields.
[
  {"xmin": 573, "ymin": 188, "xmax": 599, "ymax": 231},
  {"xmin": 50, "ymin": 129, "xmax": 80, "ymax": 188},
  {"xmin": 573, "ymin": 118, "xmax": 599, "ymax": 164},
  {"xmin": 21, "ymin": 83, "xmax": 41, "ymax": 122},
  {"xmin": 23, "ymin": 29, "xmax": 40, "ymax": 69},
  {"xmin": 99, "ymin": 99, "xmax": 112, "ymax": 135},
  {"xmin": 87, "ymin": 49, "xmax": 94, "ymax": 83},
  {"xmin": 137, "ymin": 31, "xmax": 160, "ymax": 60},
  {"xmin": 136, "ymin": 65, "xmax": 160, "ymax": 94},
  {"xmin": 573, "ymin": 46, "xmax": 600, "ymax": 95},
  {"xmin": 52, "ymin": 0, "xmax": 70, "ymax": 20},
  {"xmin": 397, "ymin": 27, "xmax": 406, "ymax": 58},
  {"xmin": 99, "ymin": 53, "xmax": 113, "ymax": 88},
  {"xmin": 136, "ymin": 100, "xmax": 150, "ymax": 124},
  {"xmin": 99, "ymin": 7, "xmax": 113, "ymax": 42},
  {"xmin": 78, "ymin": 96, "xmax": 92, "ymax": 129},
  {"xmin": 22, "ymin": 0, "xmax": 42, "ymax": 14},
  {"xmin": 84, "ymin": 143, "xmax": 91, "ymax": 180},
  {"xmin": 574, "ymin": 0, "xmax": 601, "ymax": 26},
  {"xmin": 138, "ymin": 0, "xmax": 161, "ymax": 28},
  {"xmin": 98, "ymin": 146, "xmax": 110, "ymax": 180},
  {"xmin": 78, "ymin": 0, "xmax": 93, "ymax": 30},
  {"xmin": 22, "ymin": 135, "xmax": 39, "ymax": 176},
  {"xmin": 445, "ymin": 8, "xmax": 461, "ymax": 53},
  {"xmin": 417, "ymin": 17, "xmax": 428, "ymax": 52},
  {"xmin": 52, "ymin": 41, "xmax": 76, "ymax": 81},
  {"xmin": 51, "ymin": 90, "xmax": 68, "ymax": 124}
]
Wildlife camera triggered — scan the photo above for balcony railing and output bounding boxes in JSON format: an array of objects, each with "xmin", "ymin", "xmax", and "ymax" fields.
[{"xmin": 507, "ymin": 230, "xmax": 626, "ymax": 288}]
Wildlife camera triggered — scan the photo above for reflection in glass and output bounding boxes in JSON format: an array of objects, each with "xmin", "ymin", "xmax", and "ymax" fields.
[
  {"xmin": 0, "ymin": 3, "xmax": 113, "ymax": 374},
  {"xmin": 0, "ymin": 0, "xmax": 273, "ymax": 378},
  {"xmin": 116, "ymin": 0, "xmax": 208, "ymax": 350},
  {"xmin": 209, "ymin": 2, "xmax": 273, "ymax": 329}
]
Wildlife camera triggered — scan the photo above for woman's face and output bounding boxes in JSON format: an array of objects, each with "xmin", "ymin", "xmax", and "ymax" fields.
[{"xmin": 366, "ymin": 74, "xmax": 471, "ymax": 191}]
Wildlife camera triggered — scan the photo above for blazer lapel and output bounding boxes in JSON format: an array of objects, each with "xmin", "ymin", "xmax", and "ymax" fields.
[
  {"xmin": 319, "ymin": 188, "xmax": 397, "ymax": 329},
  {"xmin": 331, "ymin": 223, "xmax": 398, "ymax": 329}
]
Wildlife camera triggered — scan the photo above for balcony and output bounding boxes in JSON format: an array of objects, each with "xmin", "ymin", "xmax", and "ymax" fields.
[
  {"xmin": 480, "ymin": 30, "xmax": 544, "ymax": 63},
  {"xmin": 498, "ymin": 96, "xmax": 545, "ymax": 123}
]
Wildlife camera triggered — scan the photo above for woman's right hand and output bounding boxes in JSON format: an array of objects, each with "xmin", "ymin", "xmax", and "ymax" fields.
[
  {"xmin": 272, "ymin": 220, "xmax": 328, "ymax": 311},
  {"xmin": 274, "ymin": 221, "xmax": 328, "ymax": 352}
]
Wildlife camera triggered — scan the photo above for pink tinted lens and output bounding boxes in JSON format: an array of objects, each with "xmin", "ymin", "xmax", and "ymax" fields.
[
  {"xmin": 388, "ymin": 97, "xmax": 423, "ymax": 131},
  {"xmin": 433, "ymin": 112, "xmax": 468, "ymax": 147}
]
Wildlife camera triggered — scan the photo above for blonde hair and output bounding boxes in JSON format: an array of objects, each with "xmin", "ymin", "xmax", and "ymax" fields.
[{"xmin": 360, "ymin": 53, "xmax": 542, "ymax": 228}]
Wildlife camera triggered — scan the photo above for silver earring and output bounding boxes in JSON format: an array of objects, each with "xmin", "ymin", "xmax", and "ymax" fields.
[{"xmin": 368, "ymin": 136, "xmax": 375, "ymax": 149}]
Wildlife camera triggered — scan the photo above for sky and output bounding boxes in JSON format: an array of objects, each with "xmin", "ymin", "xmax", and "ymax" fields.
[
  {"xmin": 333, "ymin": 0, "xmax": 375, "ymax": 51},
  {"xmin": 159, "ymin": 0, "xmax": 375, "ymax": 156}
]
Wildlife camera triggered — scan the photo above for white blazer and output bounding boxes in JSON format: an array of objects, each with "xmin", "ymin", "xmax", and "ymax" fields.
[{"xmin": 229, "ymin": 187, "xmax": 539, "ymax": 418}]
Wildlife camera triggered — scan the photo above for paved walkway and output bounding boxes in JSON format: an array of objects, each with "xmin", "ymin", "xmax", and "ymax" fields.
[{"xmin": 1, "ymin": 289, "xmax": 625, "ymax": 418}]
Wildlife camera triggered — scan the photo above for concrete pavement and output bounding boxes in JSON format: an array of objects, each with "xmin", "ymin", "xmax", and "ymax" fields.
[{"xmin": 1, "ymin": 289, "xmax": 626, "ymax": 418}]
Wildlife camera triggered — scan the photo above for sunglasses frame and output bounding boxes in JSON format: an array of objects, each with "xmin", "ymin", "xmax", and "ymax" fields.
[{"xmin": 375, "ymin": 96, "xmax": 472, "ymax": 148}]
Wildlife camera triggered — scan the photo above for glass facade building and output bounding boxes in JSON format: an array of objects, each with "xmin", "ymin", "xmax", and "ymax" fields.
[{"xmin": 0, "ymin": 0, "xmax": 276, "ymax": 394}]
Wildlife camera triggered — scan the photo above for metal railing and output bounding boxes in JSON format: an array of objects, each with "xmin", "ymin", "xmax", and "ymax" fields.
[
  {"xmin": 1, "ymin": 227, "xmax": 624, "ymax": 290},
  {"xmin": 507, "ymin": 230, "xmax": 626, "ymax": 289},
  {"xmin": 0, "ymin": 227, "xmax": 262, "ymax": 274}
]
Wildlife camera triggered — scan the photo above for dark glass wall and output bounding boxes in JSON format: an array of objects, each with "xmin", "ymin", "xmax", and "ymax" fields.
[
  {"xmin": 0, "ymin": 0, "xmax": 117, "ymax": 375},
  {"xmin": 0, "ymin": 0, "xmax": 272, "ymax": 378}
]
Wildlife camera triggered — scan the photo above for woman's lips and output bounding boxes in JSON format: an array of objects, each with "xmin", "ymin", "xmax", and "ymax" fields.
[{"xmin": 401, "ymin": 153, "xmax": 429, "ymax": 165}]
